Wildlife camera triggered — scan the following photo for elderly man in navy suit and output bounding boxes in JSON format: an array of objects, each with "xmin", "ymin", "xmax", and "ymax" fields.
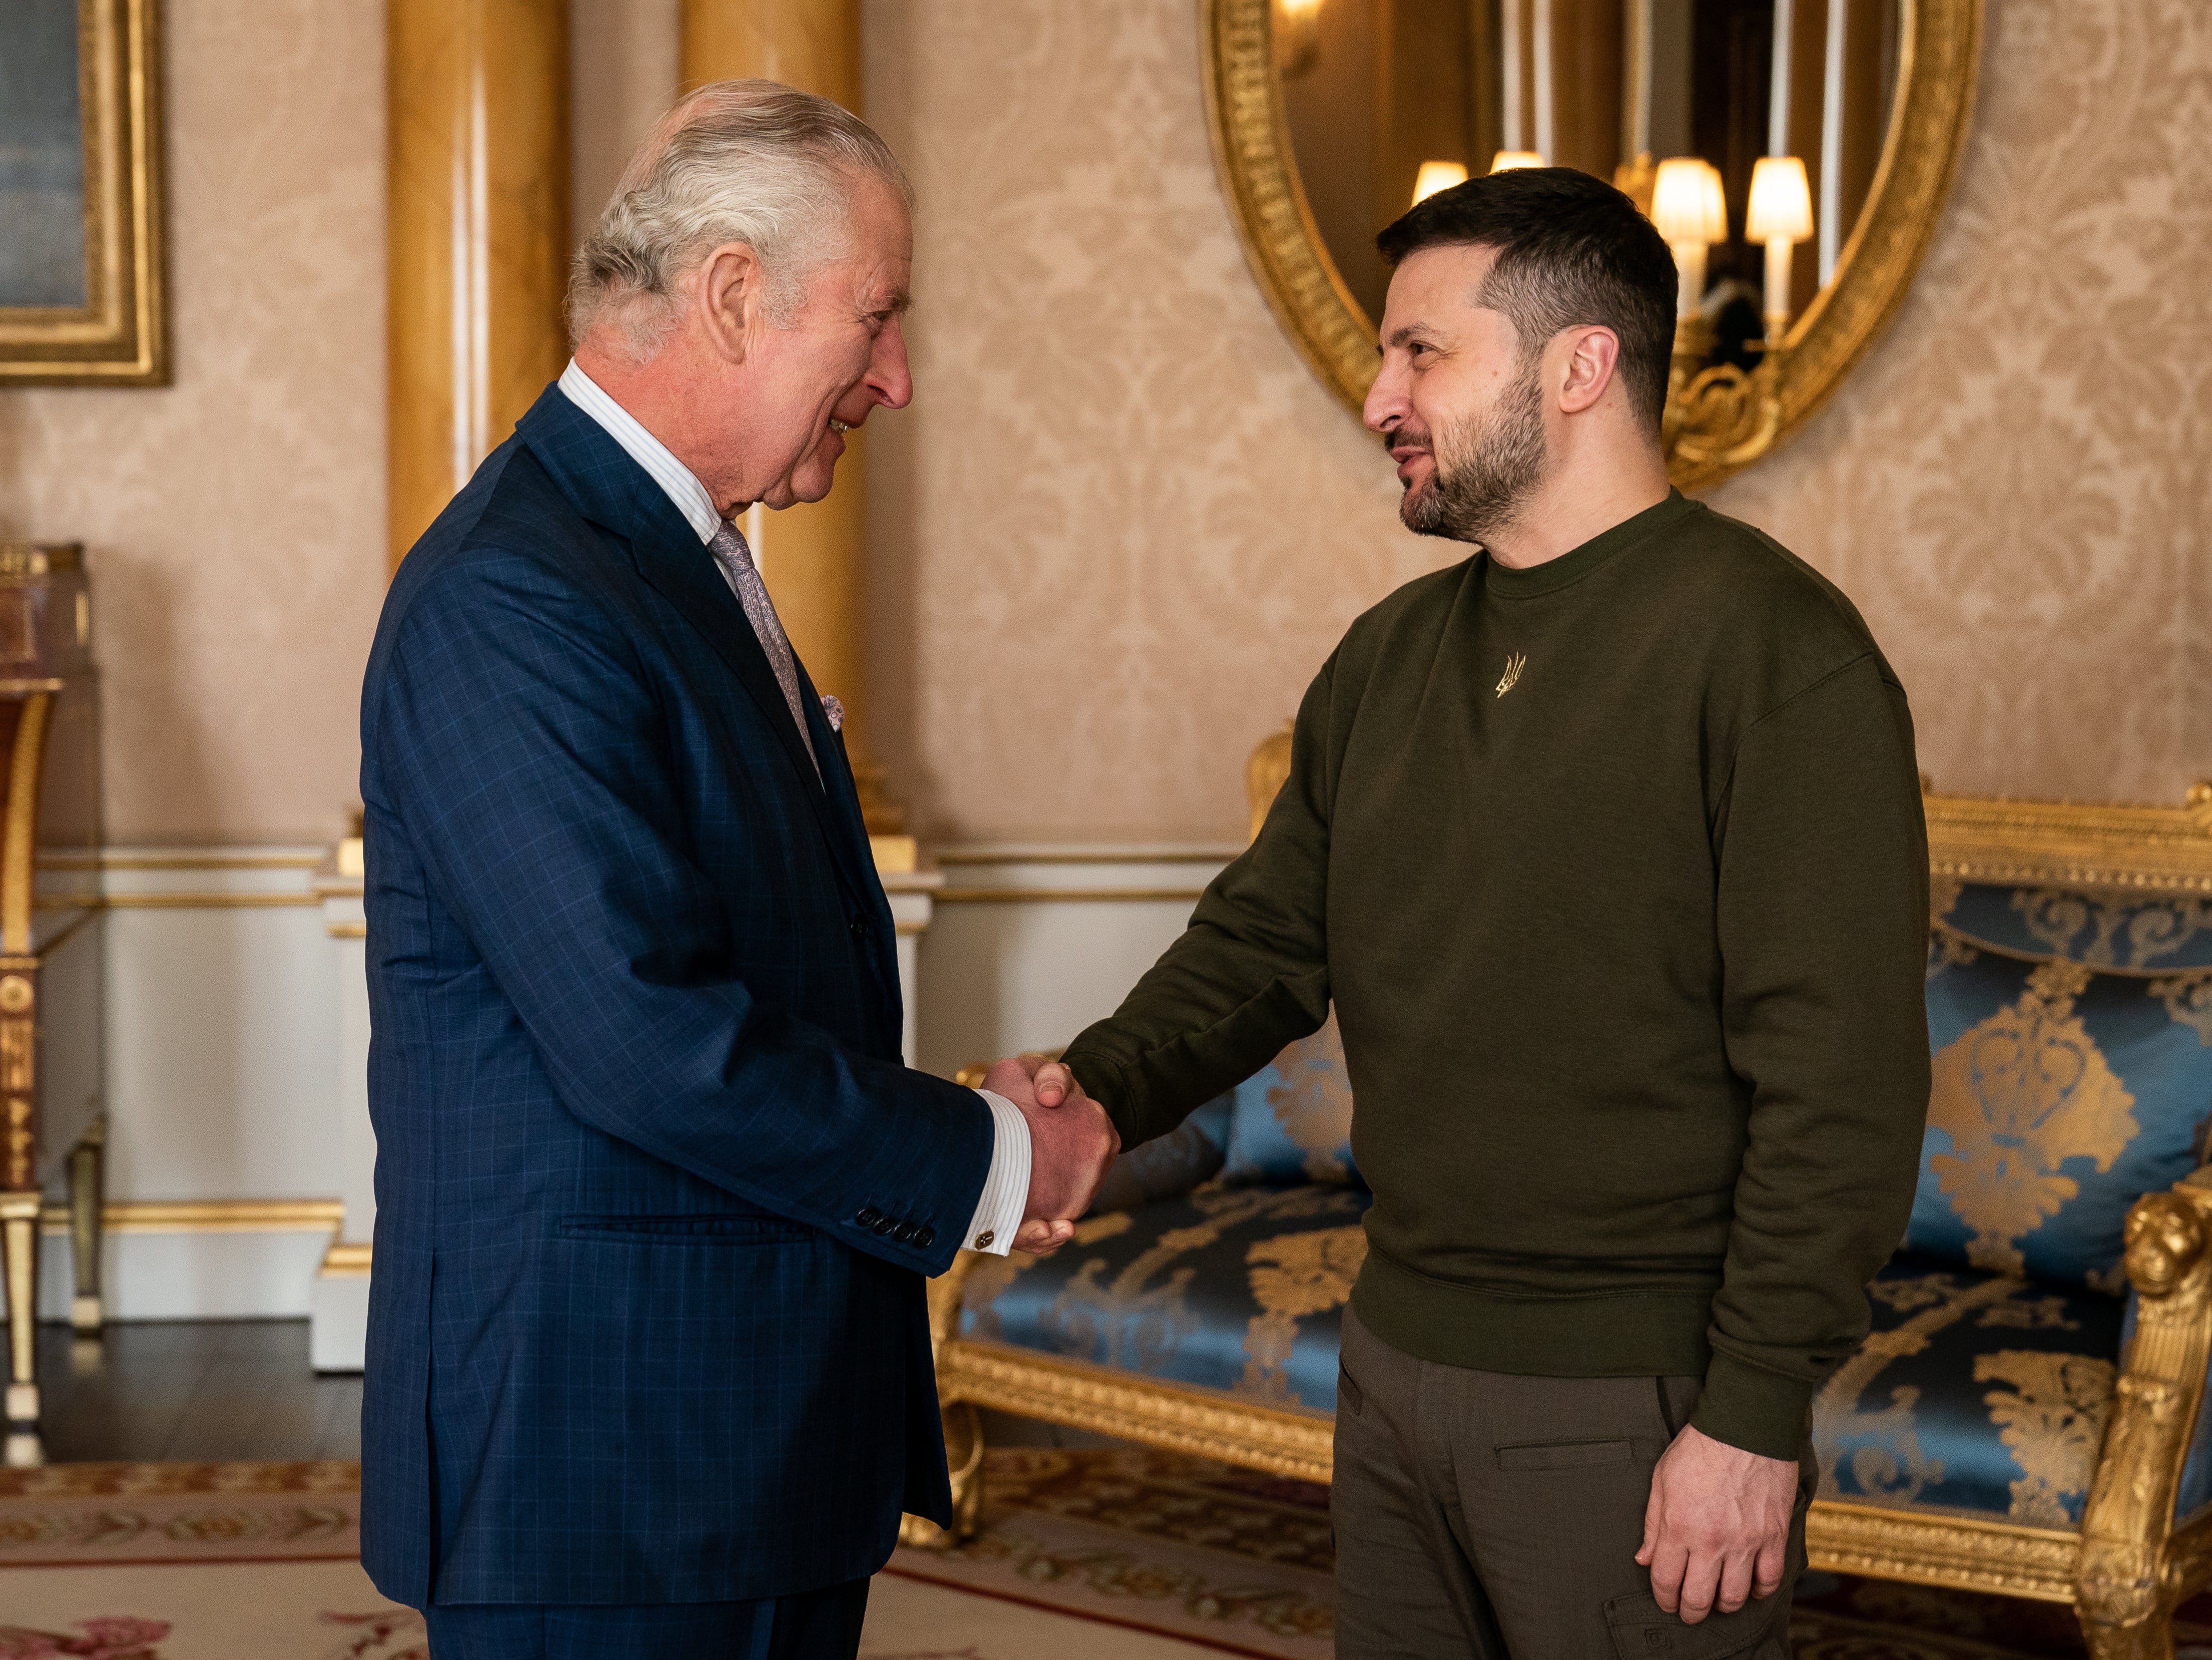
[{"xmin": 357, "ymin": 81, "xmax": 1116, "ymax": 1659}]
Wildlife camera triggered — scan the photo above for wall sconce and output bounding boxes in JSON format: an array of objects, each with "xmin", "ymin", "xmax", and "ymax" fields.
[
  {"xmin": 1746, "ymin": 156, "xmax": 1814, "ymax": 345},
  {"xmin": 1649, "ymin": 156, "xmax": 1728, "ymax": 355},
  {"xmin": 1652, "ymin": 155, "xmax": 1789, "ymax": 484},
  {"xmin": 1490, "ymin": 151, "xmax": 1546, "ymax": 173},
  {"xmin": 1276, "ymin": 0, "xmax": 1322, "ymax": 77},
  {"xmin": 1412, "ymin": 161, "xmax": 1469, "ymax": 205}
]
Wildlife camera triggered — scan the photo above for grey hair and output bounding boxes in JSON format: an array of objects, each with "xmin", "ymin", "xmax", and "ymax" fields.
[{"xmin": 568, "ymin": 79, "xmax": 913, "ymax": 361}]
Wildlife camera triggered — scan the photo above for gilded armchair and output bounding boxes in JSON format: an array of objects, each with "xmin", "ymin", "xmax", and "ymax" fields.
[{"xmin": 916, "ymin": 771, "xmax": 2212, "ymax": 1658}]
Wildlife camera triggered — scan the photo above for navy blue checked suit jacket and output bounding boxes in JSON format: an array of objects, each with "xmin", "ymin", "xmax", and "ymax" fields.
[{"xmin": 357, "ymin": 384, "xmax": 993, "ymax": 1609}]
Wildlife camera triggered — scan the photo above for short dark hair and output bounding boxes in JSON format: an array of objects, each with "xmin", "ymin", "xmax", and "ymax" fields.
[{"xmin": 1376, "ymin": 167, "xmax": 1677, "ymax": 429}]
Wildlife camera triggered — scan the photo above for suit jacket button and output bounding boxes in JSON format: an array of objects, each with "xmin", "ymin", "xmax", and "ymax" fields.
[
  {"xmin": 856, "ymin": 1206, "xmax": 881, "ymax": 1227},
  {"xmin": 915, "ymin": 1226, "xmax": 934, "ymax": 1249},
  {"xmin": 849, "ymin": 915, "xmax": 867, "ymax": 940},
  {"xmin": 893, "ymin": 1221, "xmax": 917, "ymax": 1243},
  {"xmin": 873, "ymin": 1215, "xmax": 897, "ymax": 1236}
]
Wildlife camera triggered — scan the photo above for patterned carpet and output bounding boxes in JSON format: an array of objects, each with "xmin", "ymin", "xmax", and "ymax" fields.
[{"xmin": 7, "ymin": 1449, "xmax": 2211, "ymax": 1657}]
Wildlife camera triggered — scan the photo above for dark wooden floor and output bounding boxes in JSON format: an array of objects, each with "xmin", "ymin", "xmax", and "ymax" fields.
[
  {"xmin": 34, "ymin": 1319, "xmax": 361, "ymax": 1464},
  {"xmin": 27, "ymin": 1322, "xmax": 1092, "ymax": 1467}
]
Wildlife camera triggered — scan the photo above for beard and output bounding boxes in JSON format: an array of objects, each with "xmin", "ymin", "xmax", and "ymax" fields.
[{"xmin": 1396, "ymin": 358, "xmax": 1548, "ymax": 544}]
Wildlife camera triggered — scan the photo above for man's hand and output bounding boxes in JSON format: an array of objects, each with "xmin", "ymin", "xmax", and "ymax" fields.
[
  {"xmin": 983, "ymin": 1055, "xmax": 1118, "ymax": 1256},
  {"xmin": 1636, "ymin": 1424, "xmax": 1797, "ymax": 1623}
]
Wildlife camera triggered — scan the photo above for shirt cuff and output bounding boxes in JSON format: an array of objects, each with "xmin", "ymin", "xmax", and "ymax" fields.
[{"xmin": 962, "ymin": 1088, "xmax": 1032, "ymax": 1256}]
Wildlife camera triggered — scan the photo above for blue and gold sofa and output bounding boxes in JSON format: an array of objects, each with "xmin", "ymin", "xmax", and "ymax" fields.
[{"xmin": 920, "ymin": 763, "xmax": 2212, "ymax": 1658}]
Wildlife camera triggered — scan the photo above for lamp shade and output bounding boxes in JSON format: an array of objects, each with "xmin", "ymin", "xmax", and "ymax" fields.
[
  {"xmin": 1489, "ymin": 150, "xmax": 1545, "ymax": 173},
  {"xmin": 1649, "ymin": 157, "xmax": 1727, "ymax": 245},
  {"xmin": 1411, "ymin": 160, "xmax": 1470, "ymax": 205},
  {"xmin": 1746, "ymin": 155, "xmax": 1814, "ymax": 243}
]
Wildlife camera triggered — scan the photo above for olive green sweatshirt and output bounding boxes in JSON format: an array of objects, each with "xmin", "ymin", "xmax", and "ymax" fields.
[{"xmin": 1061, "ymin": 492, "xmax": 1930, "ymax": 1462}]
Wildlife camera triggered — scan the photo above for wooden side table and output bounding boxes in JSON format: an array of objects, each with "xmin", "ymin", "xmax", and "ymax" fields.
[{"xmin": 0, "ymin": 542, "xmax": 105, "ymax": 1469}]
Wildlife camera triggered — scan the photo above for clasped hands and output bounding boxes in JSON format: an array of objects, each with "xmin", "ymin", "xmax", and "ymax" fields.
[{"xmin": 982, "ymin": 1056, "xmax": 1118, "ymax": 1256}]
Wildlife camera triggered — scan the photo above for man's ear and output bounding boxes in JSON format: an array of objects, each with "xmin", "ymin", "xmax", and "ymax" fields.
[
  {"xmin": 696, "ymin": 242, "xmax": 767, "ymax": 365},
  {"xmin": 1556, "ymin": 325, "xmax": 1622, "ymax": 416}
]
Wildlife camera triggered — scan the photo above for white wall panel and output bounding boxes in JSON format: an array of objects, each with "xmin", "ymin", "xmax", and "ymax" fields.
[
  {"xmin": 34, "ymin": 843, "xmax": 1231, "ymax": 1323},
  {"xmin": 94, "ymin": 855, "xmax": 339, "ymax": 1204},
  {"xmin": 916, "ymin": 846, "xmax": 1232, "ymax": 1078}
]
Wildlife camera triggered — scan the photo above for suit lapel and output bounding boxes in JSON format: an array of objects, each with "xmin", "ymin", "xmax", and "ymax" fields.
[
  {"xmin": 516, "ymin": 388, "xmax": 875, "ymax": 910},
  {"xmin": 793, "ymin": 654, "xmax": 887, "ymax": 918}
]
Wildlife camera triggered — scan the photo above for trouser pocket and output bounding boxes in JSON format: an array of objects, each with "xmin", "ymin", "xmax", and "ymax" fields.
[{"xmin": 1603, "ymin": 1589, "xmax": 1791, "ymax": 1659}]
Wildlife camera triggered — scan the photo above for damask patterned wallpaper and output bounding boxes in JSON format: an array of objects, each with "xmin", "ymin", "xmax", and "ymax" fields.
[
  {"xmin": 0, "ymin": 0, "xmax": 387, "ymax": 844},
  {"xmin": 0, "ymin": 2, "xmax": 2198, "ymax": 845},
  {"xmin": 866, "ymin": 0, "xmax": 2212, "ymax": 841}
]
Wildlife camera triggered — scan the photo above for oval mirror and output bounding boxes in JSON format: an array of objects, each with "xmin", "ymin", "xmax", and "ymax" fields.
[{"xmin": 1203, "ymin": 0, "xmax": 1982, "ymax": 490}]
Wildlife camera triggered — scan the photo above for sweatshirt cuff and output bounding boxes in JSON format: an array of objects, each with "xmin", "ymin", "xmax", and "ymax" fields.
[
  {"xmin": 1058, "ymin": 1046, "xmax": 1134, "ymax": 1142},
  {"xmin": 1690, "ymin": 1349, "xmax": 1818, "ymax": 1462}
]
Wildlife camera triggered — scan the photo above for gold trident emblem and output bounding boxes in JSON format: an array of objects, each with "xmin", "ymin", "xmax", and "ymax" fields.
[{"xmin": 1495, "ymin": 652, "xmax": 1526, "ymax": 698}]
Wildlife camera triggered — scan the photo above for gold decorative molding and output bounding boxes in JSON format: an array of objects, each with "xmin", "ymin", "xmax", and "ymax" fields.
[
  {"xmin": 933, "ymin": 846, "xmax": 1242, "ymax": 867},
  {"xmin": 327, "ymin": 921, "xmax": 368, "ymax": 940},
  {"xmin": 1925, "ymin": 788, "xmax": 2212, "ymax": 894},
  {"xmin": 1805, "ymin": 1501, "xmax": 2078, "ymax": 1603},
  {"xmin": 2074, "ymin": 1181, "xmax": 2212, "ymax": 1642},
  {"xmin": 935, "ymin": 887, "xmax": 1209, "ymax": 905},
  {"xmin": 39, "ymin": 851, "xmax": 324, "ymax": 873},
  {"xmin": 36, "ymin": 1198, "xmax": 344, "ymax": 1235},
  {"xmin": 1199, "ymin": 0, "xmax": 1373, "ymax": 416},
  {"xmin": 1199, "ymin": 0, "xmax": 1984, "ymax": 491},
  {"xmin": 936, "ymin": 1339, "xmax": 1334, "ymax": 1482},
  {"xmin": 39, "ymin": 893, "xmax": 323, "ymax": 912},
  {"xmin": 0, "ymin": 0, "xmax": 169, "ymax": 385},
  {"xmin": 100, "ymin": 892, "xmax": 322, "ymax": 910},
  {"xmin": 319, "ymin": 1240, "xmax": 373, "ymax": 1277}
]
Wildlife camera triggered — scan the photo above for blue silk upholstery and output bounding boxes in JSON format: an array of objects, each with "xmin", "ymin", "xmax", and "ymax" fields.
[
  {"xmin": 1220, "ymin": 1010, "xmax": 1364, "ymax": 1188},
  {"xmin": 1910, "ymin": 885, "xmax": 2212, "ymax": 1292},
  {"xmin": 1813, "ymin": 1256, "xmax": 2125, "ymax": 1526},
  {"xmin": 962, "ymin": 1181, "xmax": 1371, "ymax": 1413},
  {"xmin": 1941, "ymin": 885, "xmax": 2212, "ymax": 972}
]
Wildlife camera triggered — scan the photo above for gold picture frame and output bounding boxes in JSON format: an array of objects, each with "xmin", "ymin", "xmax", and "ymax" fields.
[
  {"xmin": 1199, "ymin": 0, "xmax": 1982, "ymax": 492},
  {"xmin": 0, "ymin": 0, "xmax": 168, "ymax": 385}
]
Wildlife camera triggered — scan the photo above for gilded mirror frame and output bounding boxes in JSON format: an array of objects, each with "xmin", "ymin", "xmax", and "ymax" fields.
[{"xmin": 1201, "ymin": 0, "xmax": 1982, "ymax": 491}]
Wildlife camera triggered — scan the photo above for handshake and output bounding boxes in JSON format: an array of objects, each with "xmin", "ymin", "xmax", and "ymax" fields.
[{"xmin": 984, "ymin": 1055, "xmax": 1120, "ymax": 1257}]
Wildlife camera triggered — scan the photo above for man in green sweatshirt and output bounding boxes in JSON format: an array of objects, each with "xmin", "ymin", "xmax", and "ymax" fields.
[{"xmin": 1009, "ymin": 168, "xmax": 1929, "ymax": 1656}]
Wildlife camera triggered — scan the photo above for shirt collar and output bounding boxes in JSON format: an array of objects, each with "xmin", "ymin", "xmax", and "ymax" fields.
[{"xmin": 557, "ymin": 359, "xmax": 723, "ymax": 545}]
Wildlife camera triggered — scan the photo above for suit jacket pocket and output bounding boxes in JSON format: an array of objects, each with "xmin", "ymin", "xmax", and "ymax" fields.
[{"xmin": 557, "ymin": 1213, "xmax": 817, "ymax": 1245}]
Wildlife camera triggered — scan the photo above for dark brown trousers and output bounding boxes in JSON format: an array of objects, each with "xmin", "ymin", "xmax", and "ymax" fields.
[{"xmin": 1332, "ymin": 1307, "xmax": 1806, "ymax": 1660}]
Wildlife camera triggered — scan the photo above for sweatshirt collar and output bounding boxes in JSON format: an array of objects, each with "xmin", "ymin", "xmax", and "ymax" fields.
[{"xmin": 1482, "ymin": 489, "xmax": 1695, "ymax": 599}]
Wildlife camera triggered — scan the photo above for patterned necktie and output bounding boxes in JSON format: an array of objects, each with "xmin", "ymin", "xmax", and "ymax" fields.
[{"xmin": 708, "ymin": 519, "xmax": 820, "ymax": 782}]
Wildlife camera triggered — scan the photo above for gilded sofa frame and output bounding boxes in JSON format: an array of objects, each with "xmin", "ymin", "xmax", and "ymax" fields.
[{"xmin": 917, "ymin": 787, "xmax": 2212, "ymax": 1658}]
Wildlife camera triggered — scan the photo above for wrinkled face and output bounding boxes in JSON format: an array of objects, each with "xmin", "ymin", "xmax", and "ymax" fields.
[
  {"xmin": 742, "ymin": 172, "xmax": 914, "ymax": 509},
  {"xmin": 1364, "ymin": 243, "xmax": 1549, "ymax": 544}
]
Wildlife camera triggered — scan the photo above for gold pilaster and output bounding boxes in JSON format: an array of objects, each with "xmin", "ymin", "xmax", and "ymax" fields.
[
  {"xmin": 386, "ymin": 0, "xmax": 573, "ymax": 575},
  {"xmin": 679, "ymin": 0, "xmax": 902, "ymax": 833}
]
